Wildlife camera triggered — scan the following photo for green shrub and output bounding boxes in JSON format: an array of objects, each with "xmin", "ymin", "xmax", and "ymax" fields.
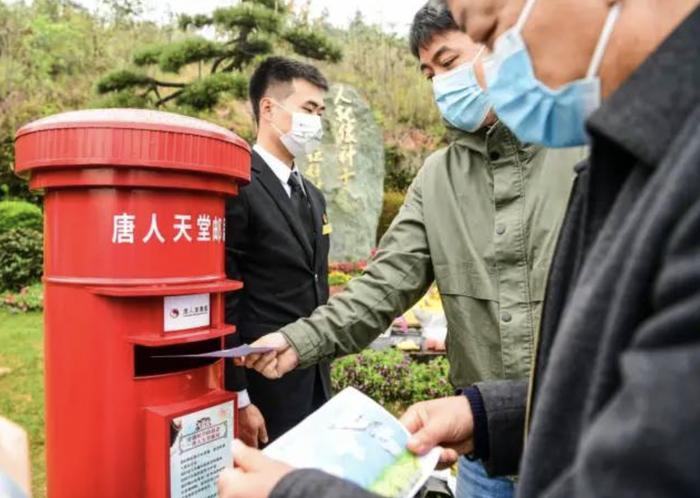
[
  {"xmin": 328, "ymin": 271, "xmax": 353, "ymax": 287},
  {"xmin": 0, "ymin": 201, "xmax": 43, "ymax": 235},
  {"xmin": 329, "ymin": 260, "xmax": 368, "ymax": 276},
  {"xmin": 384, "ymin": 145, "xmax": 422, "ymax": 193},
  {"xmin": 376, "ymin": 191, "xmax": 406, "ymax": 243},
  {"xmin": 331, "ymin": 350, "xmax": 453, "ymax": 413},
  {"xmin": 0, "ymin": 228, "xmax": 44, "ymax": 291},
  {"xmin": 1, "ymin": 282, "xmax": 44, "ymax": 313}
]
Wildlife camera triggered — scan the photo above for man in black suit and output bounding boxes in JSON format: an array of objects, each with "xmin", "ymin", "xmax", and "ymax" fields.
[{"xmin": 224, "ymin": 57, "xmax": 332, "ymax": 447}]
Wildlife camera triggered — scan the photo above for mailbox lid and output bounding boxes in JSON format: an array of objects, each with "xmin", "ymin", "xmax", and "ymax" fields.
[{"xmin": 14, "ymin": 109, "xmax": 251, "ymax": 184}]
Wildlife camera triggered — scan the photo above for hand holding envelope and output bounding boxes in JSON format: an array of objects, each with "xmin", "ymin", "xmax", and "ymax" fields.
[{"xmin": 233, "ymin": 333, "xmax": 300, "ymax": 380}]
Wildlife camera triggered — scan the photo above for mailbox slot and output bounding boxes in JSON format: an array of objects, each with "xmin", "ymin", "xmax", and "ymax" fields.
[{"xmin": 134, "ymin": 338, "xmax": 222, "ymax": 377}]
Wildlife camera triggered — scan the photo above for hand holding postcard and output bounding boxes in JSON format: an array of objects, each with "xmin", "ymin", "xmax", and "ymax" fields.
[{"xmin": 262, "ymin": 387, "xmax": 441, "ymax": 498}]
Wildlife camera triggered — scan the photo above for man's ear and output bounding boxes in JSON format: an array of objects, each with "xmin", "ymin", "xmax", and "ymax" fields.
[{"xmin": 259, "ymin": 96, "xmax": 275, "ymax": 123}]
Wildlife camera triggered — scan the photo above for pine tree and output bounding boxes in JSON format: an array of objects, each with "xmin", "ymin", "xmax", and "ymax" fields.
[{"xmin": 95, "ymin": 0, "xmax": 342, "ymax": 111}]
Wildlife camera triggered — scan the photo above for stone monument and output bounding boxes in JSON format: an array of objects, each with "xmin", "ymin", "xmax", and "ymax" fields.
[{"xmin": 298, "ymin": 83, "xmax": 385, "ymax": 262}]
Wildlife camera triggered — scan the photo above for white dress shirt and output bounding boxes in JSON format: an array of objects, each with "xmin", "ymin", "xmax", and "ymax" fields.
[{"xmin": 253, "ymin": 144, "xmax": 306, "ymax": 197}]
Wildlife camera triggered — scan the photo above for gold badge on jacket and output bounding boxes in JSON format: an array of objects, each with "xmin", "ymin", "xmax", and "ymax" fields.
[{"xmin": 322, "ymin": 213, "xmax": 332, "ymax": 235}]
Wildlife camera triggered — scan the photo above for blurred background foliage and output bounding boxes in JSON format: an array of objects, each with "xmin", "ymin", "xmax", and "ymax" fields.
[{"xmin": 1, "ymin": 0, "xmax": 172, "ymax": 201}]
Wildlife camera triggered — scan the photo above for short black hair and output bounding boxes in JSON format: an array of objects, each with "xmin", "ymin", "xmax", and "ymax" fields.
[
  {"xmin": 249, "ymin": 56, "xmax": 329, "ymax": 124},
  {"xmin": 409, "ymin": 1, "xmax": 461, "ymax": 59}
]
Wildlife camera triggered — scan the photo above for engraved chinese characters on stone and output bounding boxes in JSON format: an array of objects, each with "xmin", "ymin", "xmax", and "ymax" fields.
[{"xmin": 298, "ymin": 84, "xmax": 385, "ymax": 261}]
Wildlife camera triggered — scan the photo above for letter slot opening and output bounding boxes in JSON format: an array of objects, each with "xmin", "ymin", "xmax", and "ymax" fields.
[{"xmin": 134, "ymin": 338, "xmax": 221, "ymax": 377}]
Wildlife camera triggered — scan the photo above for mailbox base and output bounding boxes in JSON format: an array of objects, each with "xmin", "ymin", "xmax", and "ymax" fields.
[{"xmin": 146, "ymin": 392, "xmax": 237, "ymax": 498}]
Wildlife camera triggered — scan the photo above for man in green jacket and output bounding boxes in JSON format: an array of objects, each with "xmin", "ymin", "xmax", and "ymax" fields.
[{"xmin": 241, "ymin": 4, "xmax": 586, "ymax": 497}]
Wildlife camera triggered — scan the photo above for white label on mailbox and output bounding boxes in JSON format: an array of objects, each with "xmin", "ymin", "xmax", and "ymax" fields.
[
  {"xmin": 164, "ymin": 293, "xmax": 210, "ymax": 332},
  {"xmin": 169, "ymin": 400, "xmax": 234, "ymax": 498}
]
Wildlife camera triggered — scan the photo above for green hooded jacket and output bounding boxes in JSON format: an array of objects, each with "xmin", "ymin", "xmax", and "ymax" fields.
[{"xmin": 281, "ymin": 122, "xmax": 587, "ymax": 387}]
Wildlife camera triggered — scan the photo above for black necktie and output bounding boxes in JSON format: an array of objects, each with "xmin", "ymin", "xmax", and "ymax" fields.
[{"xmin": 288, "ymin": 171, "xmax": 315, "ymax": 245}]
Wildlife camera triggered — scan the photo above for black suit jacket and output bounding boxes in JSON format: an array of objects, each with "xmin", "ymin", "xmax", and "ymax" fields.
[{"xmin": 224, "ymin": 150, "xmax": 332, "ymax": 440}]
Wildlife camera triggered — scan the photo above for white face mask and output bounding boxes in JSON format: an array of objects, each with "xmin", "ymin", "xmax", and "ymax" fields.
[
  {"xmin": 432, "ymin": 46, "xmax": 491, "ymax": 132},
  {"xmin": 271, "ymin": 102, "xmax": 324, "ymax": 158}
]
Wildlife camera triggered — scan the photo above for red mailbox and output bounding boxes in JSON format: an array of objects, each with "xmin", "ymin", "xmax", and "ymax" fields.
[{"xmin": 14, "ymin": 109, "xmax": 251, "ymax": 498}]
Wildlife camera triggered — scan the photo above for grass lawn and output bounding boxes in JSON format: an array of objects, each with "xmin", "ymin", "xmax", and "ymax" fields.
[{"xmin": 0, "ymin": 309, "xmax": 45, "ymax": 498}]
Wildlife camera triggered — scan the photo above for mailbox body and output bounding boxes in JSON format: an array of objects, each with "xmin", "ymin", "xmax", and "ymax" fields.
[{"xmin": 14, "ymin": 109, "xmax": 251, "ymax": 498}]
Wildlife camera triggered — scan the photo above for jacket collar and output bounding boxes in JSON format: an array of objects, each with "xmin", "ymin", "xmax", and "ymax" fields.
[
  {"xmin": 449, "ymin": 120, "xmax": 539, "ymax": 162},
  {"xmin": 587, "ymin": 5, "xmax": 700, "ymax": 169}
]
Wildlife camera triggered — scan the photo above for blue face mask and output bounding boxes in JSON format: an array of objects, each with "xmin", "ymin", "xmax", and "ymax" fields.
[
  {"xmin": 433, "ymin": 48, "xmax": 491, "ymax": 132},
  {"xmin": 483, "ymin": 0, "xmax": 621, "ymax": 147}
]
